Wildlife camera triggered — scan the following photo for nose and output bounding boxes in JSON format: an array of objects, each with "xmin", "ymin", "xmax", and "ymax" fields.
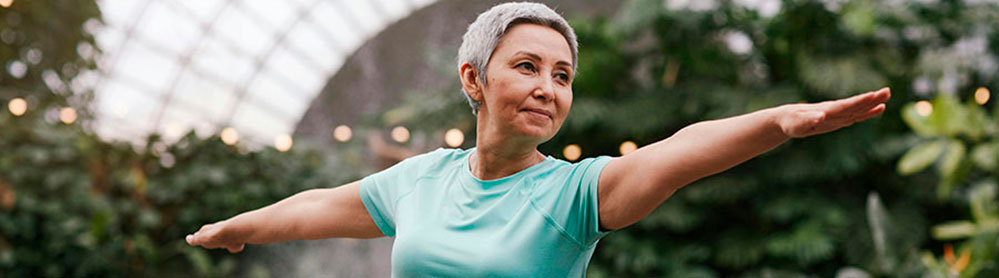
[{"xmin": 532, "ymin": 79, "xmax": 555, "ymax": 102}]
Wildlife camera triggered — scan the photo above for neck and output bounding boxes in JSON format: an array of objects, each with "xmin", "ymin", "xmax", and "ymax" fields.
[{"xmin": 471, "ymin": 112, "xmax": 545, "ymax": 180}]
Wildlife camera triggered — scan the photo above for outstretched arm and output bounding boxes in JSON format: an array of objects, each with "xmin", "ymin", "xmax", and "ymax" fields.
[
  {"xmin": 185, "ymin": 180, "xmax": 382, "ymax": 253},
  {"xmin": 597, "ymin": 87, "xmax": 892, "ymax": 230}
]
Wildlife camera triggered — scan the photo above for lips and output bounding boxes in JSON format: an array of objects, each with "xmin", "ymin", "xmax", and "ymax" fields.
[{"xmin": 521, "ymin": 108, "xmax": 553, "ymax": 119}]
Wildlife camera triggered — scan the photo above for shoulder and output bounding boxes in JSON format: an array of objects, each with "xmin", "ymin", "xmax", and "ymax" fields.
[
  {"xmin": 362, "ymin": 148, "xmax": 470, "ymax": 194},
  {"xmin": 548, "ymin": 156, "xmax": 613, "ymax": 176},
  {"xmin": 527, "ymin": 155, "xmax": 614, "ymax": 192},
  {"xmin": 391, "ymin": 147, "xmax": 470, "ymax": 175}
]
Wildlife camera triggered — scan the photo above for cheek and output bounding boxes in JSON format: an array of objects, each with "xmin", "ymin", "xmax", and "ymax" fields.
[{"xmin": 557, "ymin": 90, "xmax": 572, "ymax": 116}]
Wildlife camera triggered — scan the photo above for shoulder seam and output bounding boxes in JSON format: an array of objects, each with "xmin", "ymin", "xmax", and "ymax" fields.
[
  {"xmin": 390, "ymin": 149, "xmax": 457, "ymax": 203},
  {"xmin": 391, "ymin": 174, "xmax": 442, "ymax": 203},
  {"xmin": 526, "ymin": 198, "xmax": 588, "ymax": 249}
]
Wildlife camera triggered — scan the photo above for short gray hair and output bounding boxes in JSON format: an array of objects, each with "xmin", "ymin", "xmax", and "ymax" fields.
[{"xmin": 457, "ymin": 2, "xmax": 578, "ymax": 115}]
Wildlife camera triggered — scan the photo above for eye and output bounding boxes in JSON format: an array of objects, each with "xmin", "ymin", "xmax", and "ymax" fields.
[
  {"xmin": 555, "ymin": 73, "xmax": 570, "ymax": 82},
  {"xmin": 516, "ymin": 62, "xmax": 536, "ymax": 72}
]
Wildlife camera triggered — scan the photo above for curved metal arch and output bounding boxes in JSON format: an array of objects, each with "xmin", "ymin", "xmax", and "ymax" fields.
[{"xmin": 92, "ymin": 0, "xmax": 438, "ymax": 145}]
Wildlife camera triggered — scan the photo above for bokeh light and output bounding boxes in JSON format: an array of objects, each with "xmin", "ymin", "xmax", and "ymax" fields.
[
  {"xmin": 391, "ymin": 126, "xmax": 410, "ymax": 143},
  {"xmin": 563, "ymin": 144, "xmax": 581, "ymax": 161},
  {"xmin": 975, "ymin": 87, "xmax": 990, "ymax": 105},
  {"xmin": 445, "ymin": 128, "xmax": 464, "ymax": 147},
  {"xmin": 333, "ymin": 125, "xmax": 352, "ymax": 142},
  {"xmin": 220, "ymin": 127, "xmax": 239, "ymax": 145},
  {"xmin": 59, "ymin": 107, "xmax": 77, "ymax": 124},
  {"xmin": 915, "ymin": 100, "xmax": 932, "ymax": 116},
  {"xmin": 274, "ymin": 134, "xmax": 293, "ymax": 152},
  {"xmin": 7, "ymin": 98, "xmax": 26, "ymax": 116},
  {"xmin": 619, "ymin": 141, "xmax": 638, "ymax": 155}
]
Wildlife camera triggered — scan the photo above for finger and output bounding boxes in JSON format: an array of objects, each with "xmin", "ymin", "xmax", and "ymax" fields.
[
  {"xmin": 190, "ymin": 232, "xmax": 219, "ymax": 248},
  {"xmin": 852, "ymin": 103, "xmax": 886, "ymax": 122},
  {"xmin": 186, "ymin": 234, "xmax": 195, "ymax": 245},
  {"xmin": 226, "ymin": 244, "xmax": 245, "ymax": 253},
  {"xmin": 827, "ymin": 87, "xmax": 890, "ymax": 116},
  {"xmin": 875, "ymin": 87, "xmax": 891, "ymax": 102},
  {"xmin": 190, "ymin": 233, "xmax": 210, "ymax": 247},
  {"xmin": 846, "ymin": 88, "xmax": 890, "ymax": 111}
]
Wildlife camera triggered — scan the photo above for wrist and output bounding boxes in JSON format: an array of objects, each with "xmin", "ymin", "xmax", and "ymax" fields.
[
  {"xmin": 219, "ymin": 216, "xmax": 249, "ymax": 244},
  {"xmin": 767, "ymin": 105, "xmax": 793, "ymax": 140}
]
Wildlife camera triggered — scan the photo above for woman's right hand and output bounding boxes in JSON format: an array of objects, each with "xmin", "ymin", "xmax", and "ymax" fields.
[
  {"xmin": 186, "ymin": 220, "xmax": 246, "ymax": 253},
  {"xmin": 184, "ymin": 181, "xmax": 383, "ymax": 253}
]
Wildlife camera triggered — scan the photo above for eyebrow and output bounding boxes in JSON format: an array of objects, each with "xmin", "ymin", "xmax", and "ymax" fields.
[{"xmin": 513, "ymin": 51, "xmax": 573, "ymax": 71}]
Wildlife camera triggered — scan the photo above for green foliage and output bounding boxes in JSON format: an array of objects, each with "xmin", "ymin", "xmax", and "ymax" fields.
[
  {"xmin": 894, "ymin": 84, "xmax": 997, "ymax": 277},
  {"xmin": 0, "ymin": 0, "xmax": 100, "ymax": 117},
  {"xmin": 0, "ymin": 112, "xmax": 356, "ymax": 277}
]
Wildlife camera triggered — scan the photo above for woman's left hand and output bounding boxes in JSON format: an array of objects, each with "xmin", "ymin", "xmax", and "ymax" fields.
[{"xmin": 777, "ymin": 87, "xmax": 891, "ymax": 138}]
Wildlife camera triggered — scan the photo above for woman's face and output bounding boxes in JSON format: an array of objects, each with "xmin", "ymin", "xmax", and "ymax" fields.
[{"xmin": 478, "ymin": 23, "xmax": 574, "ymax": 143}]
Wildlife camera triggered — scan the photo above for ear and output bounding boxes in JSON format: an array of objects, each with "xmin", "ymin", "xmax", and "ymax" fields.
[{"xmin": 459, "ymin": 63, "xmax": 483, "ymax": 102}]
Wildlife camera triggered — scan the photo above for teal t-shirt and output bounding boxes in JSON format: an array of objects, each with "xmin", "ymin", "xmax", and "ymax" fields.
[{"xmin": 359, "ymin": 148, "xmax": 613, "ymax": 277}]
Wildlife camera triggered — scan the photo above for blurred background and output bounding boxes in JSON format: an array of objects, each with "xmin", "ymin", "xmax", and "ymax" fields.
[{"xmin": 1, "ymin": 0, "xmax": 997, "ymax": 277}]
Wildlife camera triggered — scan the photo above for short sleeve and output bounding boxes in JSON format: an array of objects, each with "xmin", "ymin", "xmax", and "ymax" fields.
[
  {"xmin": 531, "ymin": 156, "xmax": 613, "ymax": 247},
  {"xmin": 572, "ymin": 156, "xmax": 613, "ymax": 245},
  {"xmin": 359, "ymin": 150, "xmax": 443, "ymax": 237}
]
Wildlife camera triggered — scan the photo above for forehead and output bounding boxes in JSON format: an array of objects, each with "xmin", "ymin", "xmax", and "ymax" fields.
[{"xmin": 493, "ymin": 24, "xmax": 572, "ymax": 65}]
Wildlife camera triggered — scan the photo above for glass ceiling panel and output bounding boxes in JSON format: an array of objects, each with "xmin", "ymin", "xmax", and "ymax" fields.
[
  {"xmin": 309, "ymin": 1, "xmax": 364, "ymax": 53},
  {"xmin": 231, "ymin": 103, "xmax": 292, "ymax": 143},
  {"xmin": 171, "ymin": 0, "xmax": 228, "ymax": 21},
  {"xmin": 133, "ymin": 1, "xmax": 202, "ymax": 55},
  {"xmin": 91, "ymin": 0, "xmax": 438, "ymax": 147},
  {"xmin": 94, "ymin": 79, "xmax": 160, "ymax": 131},
  {"xmin": 210, "ymin": 8, "xmax": 275, "ymax": 58},
  {"xmin": 170, "ymin": 71, "xmax": 236, "ymax": 123},
  {"xmin": 341, "ymin": 1, "xmax": 384, "ymax": 34},
  {"xmin": 190, "ymin": 37, "xmax": 255, "ymax": 86},
  {"xmin": 97, "ymin": 0, "xmax": 145, "ymax": 27},
  {"xmin": 245, "ymin": 74, "xmax": 308, "ymax": 122},
  {"xmin": 93, "ymin": 23, "xmax": 125, "ymax": 57},
  {"xmin": 282, "ymin": 25, "xmax": 340, "ymax": 74},
  {"xmin": 240, "ymin": 1, "xmax": 299, "ymax": 29},
  {"xmin": 263, "ymin": 46, "xmax": 322, "ymax": 96},
  {"xmin": 111, "ymin": 43, "xmax": 179, "ymax": 93}
]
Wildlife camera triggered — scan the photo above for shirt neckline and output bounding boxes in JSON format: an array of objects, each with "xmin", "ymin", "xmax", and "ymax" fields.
[{"xmin": 460, "ymin": 147, "xmax": 553, "ymax": 190}]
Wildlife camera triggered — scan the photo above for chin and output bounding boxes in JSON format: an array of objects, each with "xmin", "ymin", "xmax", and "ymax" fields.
[{"xmin": 516, "ymin": 127, "xmax": 557, "ymax": 142}]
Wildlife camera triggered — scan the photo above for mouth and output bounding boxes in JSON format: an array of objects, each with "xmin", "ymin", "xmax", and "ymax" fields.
[{"xmin": 521, "ymin": 108, "xmax": 553, "ymax": 120}]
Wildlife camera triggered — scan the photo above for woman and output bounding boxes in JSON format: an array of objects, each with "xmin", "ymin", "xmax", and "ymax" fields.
[{"xmin": 187, "ymin": 2, "xmax": 891, "ymax": 277}]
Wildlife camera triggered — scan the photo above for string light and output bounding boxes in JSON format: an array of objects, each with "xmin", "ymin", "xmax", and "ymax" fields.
[
  {"xmin": 915, "ymin": 100, "xmax": 932, "ymax": 117},
  {"xmin": 333, "ymin": 125, "xmax": 352, "ymax": 142},
  {"xmin": 7, "ymin": 98, "xmax": 26, "ymax": 116},
  {"xmin": 274, "ymin": 134, "xmax": 293, "ymax": 152},
  {"xmin": 59, "ymin": 107, "xmax": 77, "ymax": 124},
  {"xmin": 445, "ymin": 128, "xmax": 464, "ymax": 147},
  {"xmin": 563, "ymin": 144, "xmax": 581, "ymax": 161},
  {"xmin": 220, "ymin": 127, "xmax": 239, "ymax": 145},
  {"xmin": 974, "ymin": 87, "xmax": 990, "ymax": 105},
  {"xmin": 391, "ymin": 126, "xmax": 410, "ymax": 143},
  {"xmin": 619, "ymin": 141, "xmax": 638, "ymax": 155}
]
